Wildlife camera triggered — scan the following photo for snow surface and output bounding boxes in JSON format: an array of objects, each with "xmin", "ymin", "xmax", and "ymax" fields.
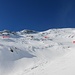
[{"xmin": 0, "ymin": 28, "xmax": 75, "ymax": 75}]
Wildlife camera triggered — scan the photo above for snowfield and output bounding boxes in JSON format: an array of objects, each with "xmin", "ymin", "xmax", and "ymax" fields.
[{"xmin": 0, "ymin": 28, "xmax": 75, "ymax": 75}]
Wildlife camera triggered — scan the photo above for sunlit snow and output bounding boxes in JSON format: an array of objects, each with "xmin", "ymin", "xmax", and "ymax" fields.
[{"xmin": 0, "ymin": 28, "xmax": 75, "ymax": 75}]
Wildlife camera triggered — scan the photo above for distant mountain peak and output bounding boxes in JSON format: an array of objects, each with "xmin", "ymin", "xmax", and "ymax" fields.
[{"xmin": 18, "ymin": 29, "xmax": 37, "ymax": 34}]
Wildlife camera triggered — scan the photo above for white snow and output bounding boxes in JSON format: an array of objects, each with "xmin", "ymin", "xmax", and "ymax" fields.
[{"xmin": 0, "ymin": 28, "xmax": 75, "ymax": 75}]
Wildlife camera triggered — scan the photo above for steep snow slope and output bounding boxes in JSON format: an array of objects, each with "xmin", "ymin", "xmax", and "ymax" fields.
[{"xmin": 0, "ymin": 28, "xmax": 75, "ymax": 75}]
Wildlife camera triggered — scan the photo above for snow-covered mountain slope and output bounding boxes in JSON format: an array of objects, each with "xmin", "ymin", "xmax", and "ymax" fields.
[{"xmin": 0, "ymin": 28, "xmax": 75, "ymax": 75}]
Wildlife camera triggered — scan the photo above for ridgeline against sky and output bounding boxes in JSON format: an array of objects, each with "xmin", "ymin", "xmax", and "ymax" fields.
[{"xmin": 0, "ymin": 0, "xmax": 75, "ymax": 31}]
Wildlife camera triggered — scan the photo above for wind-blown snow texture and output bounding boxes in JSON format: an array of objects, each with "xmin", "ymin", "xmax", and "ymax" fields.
[{"xmin": 0, "ymin": 28, "xmax": 75, "ymax": 75}]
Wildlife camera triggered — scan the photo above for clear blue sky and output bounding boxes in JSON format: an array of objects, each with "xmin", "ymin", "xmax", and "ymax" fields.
[{"xmin": 0, "ymin": 0, "xmax": 75, "ymax": 31}]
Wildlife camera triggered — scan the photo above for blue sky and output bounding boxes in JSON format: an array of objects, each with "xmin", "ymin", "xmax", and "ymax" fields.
[{"xmin": 0, "ymin": 0, "xmax": 75, "ymax": 31}]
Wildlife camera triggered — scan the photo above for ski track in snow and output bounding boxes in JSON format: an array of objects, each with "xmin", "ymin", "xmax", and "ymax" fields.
[{"xmin": 0, "ymin": 28, "xmax": 75, "ymax": 75}]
